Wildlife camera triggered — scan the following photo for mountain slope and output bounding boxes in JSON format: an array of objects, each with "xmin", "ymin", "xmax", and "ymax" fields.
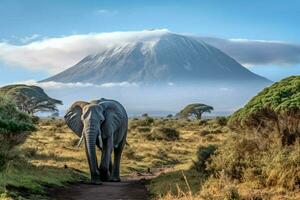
[{"xmin": 42, "ymin": 32, "xmax": 270, "ymax": 85}]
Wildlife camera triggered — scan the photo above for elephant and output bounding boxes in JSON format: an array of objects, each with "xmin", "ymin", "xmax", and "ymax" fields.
[{"xmin": 64, "ymin": 98, "xmax": 128, "ymax": 184}]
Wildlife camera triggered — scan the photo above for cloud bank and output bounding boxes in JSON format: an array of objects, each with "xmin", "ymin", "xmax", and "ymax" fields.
[
  {"xmin": 0, "ymin": 29, "xmax": 299, "ymax": 75},
  {"xmin": 0, "ymin": 29, "xmax": 169, "ymax": 73},
  {"xmin": 5, "ymin": 80, "xmax": 256, "ymax": 116},
  {"xmin": 3, "ymin": 80, "xmax": 138, "ymax": 89},
  {"xmin": 198, "ymin": 37, "xmax": 300, "ymax": 67}
]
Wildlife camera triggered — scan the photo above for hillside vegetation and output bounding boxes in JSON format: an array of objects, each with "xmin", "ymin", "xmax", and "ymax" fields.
[{"xmin": 229, "ymin": 76, "xmax": 299, "ymax": 144}]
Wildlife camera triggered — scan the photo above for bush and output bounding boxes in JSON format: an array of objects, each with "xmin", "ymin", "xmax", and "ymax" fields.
[
  {"xmin": 229, "ymin": 76, "xmax": 300, "ymax": 145},
  {"xmin": 199, "ymin": 119, "xmax": 209, "ymax": 126},
  {"xmin": 0, "ymin": 96, "xmax": 36, "ymax": 170},
  {"xmin": 142, "ymin": 113, "xmax": 148, "ymax": 117},
  {"xmin": 166, "ymin": 114, "xmax": 173, "ymax": 118},
  {"xmin": 23, "ymin": 147, "xmax": 38, "ymax": 158},
  {"xmin": 193, "ymin": 144, "xmax": 217, "ymax": 173},
  {"xmin": 200, "ymin": 172, "xmax": 241, "ymax": 200},
  {"xmin": 209, "ymin": 134, "xmax": 262, "ymax": 180},
  {"xmin": 142, "ymin": 116, "xmax": 154, "ymax": 126},
  {"xmin": 215, "ymin": 116, "xmax": 227, "ymax": 126},
  {"xmin": 136, "ymin": 126, "xmax": 151, "ymax": 133},
  {"xmin": 262, "ymin": 143, "xmax": 300, "ymax": 190},
  {"xmin": 129, "ymin": 117, "xmax": 154, "ymax": 129},
  {"xmin": 207, "ymin": 132, "xmax": 300, "ymax": 191},
  {"xmin": 199, "ymin": 129, "xmax": 210, "ymax": 136},
  {"xmin": 147, "ymin": 127, "xmax": 180, "ymax": 141}
]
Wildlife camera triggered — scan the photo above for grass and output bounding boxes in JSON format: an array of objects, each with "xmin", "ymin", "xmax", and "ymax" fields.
[
  {"xmin": 0, "ymin": 117, "xmax": 226, "ymax": 199},
  {"xmin": 1, "ymin": 117, "xmax": 300, "ymax": 200},
  {"xmin": 0, "ymin": 119, "xmax": 88, "ymax": 199}
]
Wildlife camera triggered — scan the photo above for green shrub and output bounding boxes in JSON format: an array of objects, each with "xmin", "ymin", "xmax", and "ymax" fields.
[
  {"xmin": 0, "ymin": 96, "xmax": 36, "ymax": 170},
  {"xmin": 193, "ymin": 144, "xmax": 217, "ymax": 173},
  {"xmin": 147, "ymin": 127, "xmax": 180, "ymax": 141},
  {"xmin": 229, "ymin": 76, "xmax": 300, "ymax": 145}
]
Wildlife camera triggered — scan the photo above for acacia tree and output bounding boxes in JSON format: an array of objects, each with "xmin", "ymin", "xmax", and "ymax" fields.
[
  {"xmin": 177, "ymin": 103, "xmax": 214, "ymax": 120},
  {"xmin": 0, "ymin": 84, "xmax": 62, "ymax": 115},
  {"xmin": 14, "ymin": 93, "xmax": 61, "ymax": 115}
]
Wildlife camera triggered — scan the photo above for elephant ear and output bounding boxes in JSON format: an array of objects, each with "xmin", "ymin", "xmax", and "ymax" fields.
[{"xmin": 64, "ymin": 101, "xmax": 89, "ymax": 137}]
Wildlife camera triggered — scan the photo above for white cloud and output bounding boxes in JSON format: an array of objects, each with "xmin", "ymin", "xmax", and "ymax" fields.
[
  {"xmin": 100, "ymin": 82, "xmax": 138, "ymax": 88},
  {"xmin": 2, "ymin": 80, "xmax": 139, "ymax": 89},
  {"xmin": 0, "ymin": 29, "xmax": 169, "ymax": 74}
]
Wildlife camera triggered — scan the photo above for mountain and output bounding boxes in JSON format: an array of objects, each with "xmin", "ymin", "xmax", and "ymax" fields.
[{"xmin": 42, "ymin": 32, "xmax": 270, "ymax": 85}]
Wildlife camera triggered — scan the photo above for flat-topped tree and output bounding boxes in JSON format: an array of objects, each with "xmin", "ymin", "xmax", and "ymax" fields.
[
  {"xmin": 228, "ymin": 76, "xmax": 300, "ymax": 145},
  {"xmin": 177, "ymin": 103, "xmax": 214, "ymax": 120},
  {"xmin": 0, "ymin": 84, "xmax": 62, "ymax": 115}
]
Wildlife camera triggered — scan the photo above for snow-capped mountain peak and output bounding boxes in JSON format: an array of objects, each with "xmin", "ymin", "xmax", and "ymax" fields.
[{"xmin": 42, "ymin": 32, "xmax": 270, "ymax": 85}]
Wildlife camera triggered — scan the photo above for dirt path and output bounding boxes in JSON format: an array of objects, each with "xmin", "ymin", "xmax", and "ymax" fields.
[{"xmin": 49, "ymin": 177, "xmax": 150, "ymax": 200}]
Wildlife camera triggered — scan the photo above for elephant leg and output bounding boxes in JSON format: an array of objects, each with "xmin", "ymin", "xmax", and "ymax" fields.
[
  {"xmin": 110, "ymin": 134, "xmax": 126, "ymax": 182},
  {"xmin": 100, "ymin": 137, "xmax": 113, "ymax": 181}
]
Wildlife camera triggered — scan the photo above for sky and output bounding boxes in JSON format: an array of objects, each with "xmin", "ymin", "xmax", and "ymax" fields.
[{"xmin": 0, "ymin": 0, "xmax": 300, "ymax": 84}]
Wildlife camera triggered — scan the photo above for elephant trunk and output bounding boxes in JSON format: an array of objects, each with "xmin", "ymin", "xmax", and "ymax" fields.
[{"xmin": 84, "ymin": 122, "xmax": 101, "ymax": 184}]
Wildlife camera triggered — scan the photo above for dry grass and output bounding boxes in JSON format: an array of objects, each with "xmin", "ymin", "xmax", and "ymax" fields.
[
  {"xmin": 1, "ymin": 118, "xmax": 226, "ymax": 199},
  {"xmin": 1, "ymin": 117, "xmax": 299, "ymax": 200}
]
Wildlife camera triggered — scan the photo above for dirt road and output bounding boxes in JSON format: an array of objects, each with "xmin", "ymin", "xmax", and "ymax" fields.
[{"xmin": 49, "ymin": 178, "xmax": 149, "ymax": 200}]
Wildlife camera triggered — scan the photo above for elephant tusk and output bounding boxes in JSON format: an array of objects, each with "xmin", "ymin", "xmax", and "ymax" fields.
[{"xmin": 77, "ymin": 134, "xmax": 84, "ymax": 148}]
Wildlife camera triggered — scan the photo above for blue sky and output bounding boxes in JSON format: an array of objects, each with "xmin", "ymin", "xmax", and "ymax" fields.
[{"xmin": 0, "ymin": 0, "xmax": 300, "ymax": 84}]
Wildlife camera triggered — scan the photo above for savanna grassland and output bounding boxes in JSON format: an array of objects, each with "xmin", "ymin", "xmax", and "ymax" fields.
[
  {"xmin": 0, "ymin": 76, "xmax": 299, "ymax": 200},
  {"xmin": 0, "ymin": 116, "xmax": 229, "ymax": 200},
  {"xmin": 1, "ymin": 116, "xmax": 299, "ymax": 200}
]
